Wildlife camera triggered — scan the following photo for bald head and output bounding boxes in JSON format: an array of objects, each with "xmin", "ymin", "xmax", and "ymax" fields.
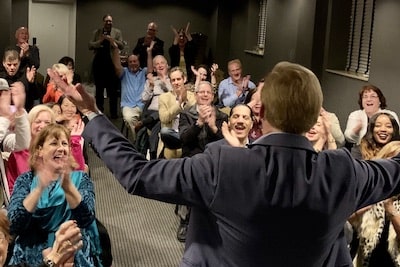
[{"xmin": 147, "ymin": 22, "xmax": 158, "ymax": 38}]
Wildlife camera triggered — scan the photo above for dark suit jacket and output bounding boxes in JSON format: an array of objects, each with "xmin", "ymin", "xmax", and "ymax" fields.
[
  {"xmin": 84, "ymin": 115, "xmax": 400, "ymax": 267},
  {"xmin": 133, "ymin": 37, "xmax": 164, "ymax": 68}
]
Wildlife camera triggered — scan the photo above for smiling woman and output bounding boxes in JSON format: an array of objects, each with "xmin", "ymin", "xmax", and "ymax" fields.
[
  {"xmin": 359, "ymin": 112, "xmax": 400, "ymax": 160},
  {"xmin": 7, "ymin": 124, "xmax": 103, "ymax": 267}
]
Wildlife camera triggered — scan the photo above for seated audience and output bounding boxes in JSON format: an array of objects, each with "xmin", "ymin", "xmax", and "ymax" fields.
[
  {"xmin": 344, "ymin": 85, "xmax": 398, "ymax": 157},
  {"xmin": 158, "ymin": 67, "xmax": 196, "ymax": 155},
  {"xmin": 0, "ymin": 49, "xmax": 36, "ymax": 111},
  {"xmin": 7, "ymin": 123, "xmax": 102, "ymax": 266},
  {"xmin": 217, "ymin": 59, "xmax": 256, "ymax": 108}
]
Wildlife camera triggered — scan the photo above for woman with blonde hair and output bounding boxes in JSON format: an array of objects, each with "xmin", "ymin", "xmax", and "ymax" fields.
[{"xmin": 42, "ymin": 63, "xmax": 72, "ymax": 104}]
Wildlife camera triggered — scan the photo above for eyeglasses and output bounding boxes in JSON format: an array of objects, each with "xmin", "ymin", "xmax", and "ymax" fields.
[
  {"xmin": 196, "ymin": 91, "xmax": 213, "ymax": 95},
  {"xmin": 362, "ymin": 95, "xmax": 379, "ymax": 99}
]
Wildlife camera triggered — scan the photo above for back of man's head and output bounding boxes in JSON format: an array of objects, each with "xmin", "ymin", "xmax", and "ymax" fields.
[{"xmin": 261, "ymin": 61, "xmax": 323, "ymax": 134}]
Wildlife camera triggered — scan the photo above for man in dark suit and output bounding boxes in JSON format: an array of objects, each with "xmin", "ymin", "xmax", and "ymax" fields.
[
  {"xmin": 133, "ymin": 22, "xmax": 164, "ymax": 68},
  {"xmin": 49, "ymin": 61, "xmax": 400, "ymax": 267},
  {"xmin": 89, "ymin": 14, "xmax": 124, "ymax": 119}
]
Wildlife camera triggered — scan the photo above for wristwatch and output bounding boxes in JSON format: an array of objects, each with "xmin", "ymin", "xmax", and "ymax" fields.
[
  {"xmin": 43, "ymin": 258, "xmax": 56, "ymax": 267},
  {"xmin": 82, "ymin": 110, "xmax": 102, "ymax": 124}
]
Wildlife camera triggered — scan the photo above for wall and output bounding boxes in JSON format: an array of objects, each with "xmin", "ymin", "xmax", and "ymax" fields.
[
  {"xmin": 320, "ymin": 0, "xmax": 400, "ymax": 130},
  {"xmin": 0, "ymin": 0, "xmax": 12, "ymax": 53},
  {"xmin": 225, "ymin": 0, "xmax": 317, "ymax": 82}
]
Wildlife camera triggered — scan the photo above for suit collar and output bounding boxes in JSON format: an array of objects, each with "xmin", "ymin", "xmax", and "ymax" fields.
[{"xmin": 249, "ymin": 132, "xmax": 314, "ymax": 151}]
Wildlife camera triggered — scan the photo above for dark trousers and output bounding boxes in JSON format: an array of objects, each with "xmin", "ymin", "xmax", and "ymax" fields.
[
  {"xmin": 92, "ymin": 51, "xmax": 120, "ymax": 118},
  {"xmin": 94, "ymin": 79, "xmax": 120, "ymax": 118}
]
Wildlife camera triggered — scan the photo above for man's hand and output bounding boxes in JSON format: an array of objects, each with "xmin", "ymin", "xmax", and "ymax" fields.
[{"xmin": 47, "ymin": 68, "xmax": 98, "ymax": 115}]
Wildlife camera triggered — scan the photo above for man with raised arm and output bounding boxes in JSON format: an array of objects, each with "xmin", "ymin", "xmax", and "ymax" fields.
[
  {"xmin": 49, "ymin": 62, "xmax": 400, "ymax": 267},
  {"xmin": 111, "ymin": 39, "xmax": 154, "ymax": 143}
]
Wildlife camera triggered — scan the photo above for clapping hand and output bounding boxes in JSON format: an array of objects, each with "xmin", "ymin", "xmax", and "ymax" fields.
[
  {"xmin": 222, "ymin": 121, "xmax": 242, "ymax": 147},
  {"xmin": 42, "ymin": 220, "xmax": 83, "ymax": 267},
  {"xmin": 18, "ymin": 42, "xmax": 30, "ymax": 57},
  {"xmin": 26, "ymin": 66, "xmax": 36, "ymax": 83}
]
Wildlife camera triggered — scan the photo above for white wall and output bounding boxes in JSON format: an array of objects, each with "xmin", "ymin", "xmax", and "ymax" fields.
[{"xmin": 28, "ymin": 0, "xmax": 76, "ymax": 73}]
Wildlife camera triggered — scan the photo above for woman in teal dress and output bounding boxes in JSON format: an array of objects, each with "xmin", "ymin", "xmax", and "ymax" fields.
[{"xmin": 7, "ymin": 124, "xmax": 102, "ymax": 266}]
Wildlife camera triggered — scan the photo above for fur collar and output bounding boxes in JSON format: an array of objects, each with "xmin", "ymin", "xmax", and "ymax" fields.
[{"xmin": 354, "ymin": 201, "xmax": 400, "ymax": 267}]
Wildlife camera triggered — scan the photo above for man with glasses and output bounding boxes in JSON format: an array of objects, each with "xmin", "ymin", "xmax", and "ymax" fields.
[{"xmin": 133, "ymin": 22, "xmax": 164, "ymax": 68}]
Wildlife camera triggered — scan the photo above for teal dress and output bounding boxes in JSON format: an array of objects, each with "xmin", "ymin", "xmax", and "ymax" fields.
[{"xmin": 7, "ymin": 171, "xmax": 102, "ymax": 267}]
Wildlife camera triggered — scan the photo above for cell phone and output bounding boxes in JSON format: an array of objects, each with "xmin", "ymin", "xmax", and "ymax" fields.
[{"xmin": 33, "ymin": 37, "xmax": 37, "ymax": 46}]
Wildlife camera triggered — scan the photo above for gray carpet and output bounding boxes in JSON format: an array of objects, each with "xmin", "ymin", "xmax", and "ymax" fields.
[{"xmin": 87, "ymin": 126, "xmax": 184, "ymax": 266}]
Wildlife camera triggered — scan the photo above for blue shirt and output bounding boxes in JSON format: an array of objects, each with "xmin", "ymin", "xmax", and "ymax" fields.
[
  {"xmin": 218, "ymin": 77, "xmax": 256, "ymax": 107},
  {"xmin": 120, "ymin": 67, "xmax": 147, "ymax": 109}
]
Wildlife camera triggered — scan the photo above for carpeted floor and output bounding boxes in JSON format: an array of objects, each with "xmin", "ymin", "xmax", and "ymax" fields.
[{"xmin": 88, "ymin": 118, "xmax": 184, "ymax": 267}]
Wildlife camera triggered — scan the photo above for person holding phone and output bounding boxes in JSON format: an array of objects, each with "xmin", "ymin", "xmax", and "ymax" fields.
[
  {"xmin": 14, "ymin": 27, "xmax": 40, "ymax": 71},
  {"xmin": 88, "ymin": 14, "xmax": 124, "ymax": 119}
]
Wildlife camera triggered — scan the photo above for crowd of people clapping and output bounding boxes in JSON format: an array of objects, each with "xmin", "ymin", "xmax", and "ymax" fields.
[{"xmin": 1, "ymin": 12, "xmax": 400, "ymax": 267}]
